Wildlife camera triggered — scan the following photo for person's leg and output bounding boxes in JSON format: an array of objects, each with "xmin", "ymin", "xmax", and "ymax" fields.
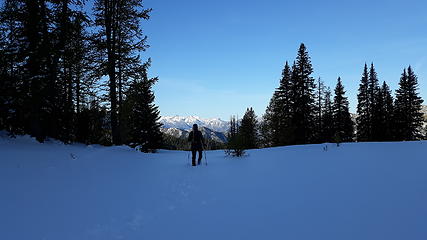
[
  {"xmin": 197, "ymin": 149, "xmax": 203, "ymax": 165},
  {"xmin": 191, "ymin": 149, "xmax": 196, "ymax": 166}
]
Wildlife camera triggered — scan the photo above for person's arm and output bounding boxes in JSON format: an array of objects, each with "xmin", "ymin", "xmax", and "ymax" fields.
[{"xmin": 188, "ymin": 132, "xmax": 193, "ymax": 143}]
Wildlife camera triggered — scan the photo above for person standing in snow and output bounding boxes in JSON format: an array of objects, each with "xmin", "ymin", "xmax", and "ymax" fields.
[{"xmin": 188, "ymin": 124, "xmax": 205, "ymax": 166}]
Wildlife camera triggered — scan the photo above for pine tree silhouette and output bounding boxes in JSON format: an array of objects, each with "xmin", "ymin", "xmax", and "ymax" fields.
[
  {"xmin": 291, "ymin": 43, "xmax": 316, "ymax": 144},
  {"xmin": 332, "ymin": 77, "xmax": 354, "ymax": 143},
  {"xmin": 239, "ymin": 107, "xmax": 258, "ymax": 149},
  {"xmin": 394, "ymin": 66, "xmax": 424, "ymax": 140}
]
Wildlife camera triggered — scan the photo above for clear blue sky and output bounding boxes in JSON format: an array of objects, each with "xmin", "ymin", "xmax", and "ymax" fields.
[{"xmin": 139, "ymin": 0, "xmax": 427, "ymax": 119}]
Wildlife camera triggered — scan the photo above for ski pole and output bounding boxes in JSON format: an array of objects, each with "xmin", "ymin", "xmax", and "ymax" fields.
[
  {"xmin": 205, "ymin": 150, "xmax": 208, "ymax": 165},
  {"xmin": 187, "ymin": 150, "xmax": 190, "ymax": 166}
]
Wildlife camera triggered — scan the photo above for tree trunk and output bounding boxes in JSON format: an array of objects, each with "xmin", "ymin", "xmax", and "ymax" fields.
[{"xmin": 105, "ymin": 0, "xmax": 119, "ymax": 145}]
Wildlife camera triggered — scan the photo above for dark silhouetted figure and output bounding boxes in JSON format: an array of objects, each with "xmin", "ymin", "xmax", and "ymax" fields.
[{"xmin": 188, "ymin": 124, "xmax": 205, "ymax": 166}]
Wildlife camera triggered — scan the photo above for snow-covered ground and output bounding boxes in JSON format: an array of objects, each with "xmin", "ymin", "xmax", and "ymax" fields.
[{"xmin": 1, "ymin": 134, "xmax": 427, "ymax": 240}]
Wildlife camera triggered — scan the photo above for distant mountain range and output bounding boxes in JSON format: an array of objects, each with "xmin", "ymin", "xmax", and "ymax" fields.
[
  {"xmin": 161, "ymin": 126, "xmax": 227, "ymax": 143},
  {"xmin": 159, "ymin": 116, "xmax": 229, "ymax": 143},
  {"xmin": 160, "ymin": 116, "xmax": 229, "ymax": 133}
]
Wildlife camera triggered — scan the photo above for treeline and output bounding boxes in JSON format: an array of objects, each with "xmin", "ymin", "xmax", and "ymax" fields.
[
  {"xmin": 0, "ymin": 0, "xmax": 162, "ymax": 152},
  {"xmin": 227, "ymin": 43, "xmax": 425, "ymax": 153}
]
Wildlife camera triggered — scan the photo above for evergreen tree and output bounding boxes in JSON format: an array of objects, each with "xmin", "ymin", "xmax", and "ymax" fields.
[
  {"xmin": 93, "ymin": 0, "xmax": 152, "ymax": 145},
  {"xmin": 368, "ymin": 64, "xmax": 380, "ymax": 110},
  {"xmin": 332, "ymin": 77, "xmax": 354, "ymax": 142},
  {"xmin": 50, "ymin": 0, "xmax": 89, "ymax": 143},
  {"xmin": 121, "ymin": 63, "xmax": 162, "ymax": 152},
  {"xmin": 394, "ymin": 66, "xmax": 424, "ymax": 140},
  {"xmin": 0, "ymin": 0, "xmax": 23, "ymax": 133},
  {"xmin": 19, "ymin": 0, "xmax": 56, "ymax": 142},
  {"xmin": 71, "ymin": 11, "xmax": 100, "ymax": 144},
  {"xmin": 239, "ymin": 107, "xmax": 258, "ymax": 149},
  {"xmin": 227, "ymin": 116, "xmax": 238, "ymax": 141},
  {"xmin": 0, "ymin": 0, "xmax": 95, "ymax": 143},
  {"xmin": 260, "ymin": 95, "xmax": 277, "ymax": 147},
  {"xmin": 0, "ymin": 0, "xmax": 162, "ymax": 150},
  {"xmin": 375, "ymin": 81, "xmax": 394, "ymax": 141},
  {"xmin": 321, "ymin": 87, "xmax": 334, "ymax": 142},
  {"xmin": 262, "ymin": 44, "xmax": 317, "ymax": 146},
  {"xmin": 356, "ymin": 64, "xmax": 370, "ymax": 141},
  {"xmin": 313, "ymin": 77, "xmax": 325, "ymax": 143},
  {"xmin": 291, "ymin": 43, "xmax": 316, "ymax": 144},
  {"xmin": 357, "ymin": 63, "xmax": 381, "ymax": 141},
  {"xmin": 368, "ymin": 63, "xmax": 383, "ymax": 141},
  {"xmin": 261, "ymin": 61, "xmax": 294, "ymax": 147},
  {"xmin": 275, "ymin": 61, "xmax": 295, "ymax": 145},
  {"xmin": 226, "ymin": 116, "xmax": 245, "ymax": 157}
]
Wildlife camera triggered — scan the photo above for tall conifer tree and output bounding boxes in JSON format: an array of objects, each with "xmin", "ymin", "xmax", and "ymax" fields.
[
  {"xmin": 368, "ymin": 63, "xmax": 383, "ymax": 141},
  {"xmin": 394, "ymin": 66, "xmax": 424, "ymax": 140},
  {"xmin": 332, "ymin": 77, "xmax": 354, "ymax": 142},
  {"xmin": 313, "ymin": 77, "xmax": 325, "ymax": 143},
  {"xmin": 239, "ymin": 107, "xmax": 258, "ymax": 149},
  {"xmin": 357, "ymin": 63, "xmax": 381, "ymax": 141},
  {"xmin": 260, "ymin": 95, "xmax": 277, "ymax": 147},
  {"xmin": 19, "ymin": 0, "xmax": 55, "ymax": 142},
  {"xmin": 226, "ymin": 116, "xmax": 245, "ymax": 157},
  {"xmin": 50, "ymin": 0, "xmax": 88, "ymax": 142},
  {"xmin": 291, "ymin": 43, "xmax": 316, "ymax": 144},
  {"xmin": 275, "ymin": 61, "xmax": 293, "ymax": 145},
  {"xmin": 93, "ymin": 0, "xmax": 152, "ymax": 144},
  {"xmin": 356, "ymin": 64, "xmax": 370, "ymax": 141},
  {"xmin": 375, "ymin": 81, "xmax": 394, "ymax": 141},
  {"xmin": 261, "ymin": 61, "xmax": 294, "ymax": 147},
  {"xmin": 321, "ymin": 87, "xmax": 334, "ymax": 142},
  {"xmin": 122, "ymin": 63, "xmax": 162, "ymax": 152}
]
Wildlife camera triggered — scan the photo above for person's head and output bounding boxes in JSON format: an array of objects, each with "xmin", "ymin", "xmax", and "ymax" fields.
[{"xmin": 193, "ymin": 124, "xmax": 198, "ymax": 131}]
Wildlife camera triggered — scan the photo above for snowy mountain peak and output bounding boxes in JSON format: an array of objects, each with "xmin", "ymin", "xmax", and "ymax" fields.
[{"xmin": 160, "ymin": 116, "xmax": 229, "ymax": 133}]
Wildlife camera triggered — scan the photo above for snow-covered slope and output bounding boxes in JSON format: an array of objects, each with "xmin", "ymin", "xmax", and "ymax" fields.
[
  {"xmin": 1, "ymin": 134, "xmax": 427, "ymax": 240},
  {"xmin": 161, "ymin": 127, "xmax": 188, "ymax": 138},
  {"xmin": 160, "ymin": 116, "xmax": 229, "ymax": 133}
]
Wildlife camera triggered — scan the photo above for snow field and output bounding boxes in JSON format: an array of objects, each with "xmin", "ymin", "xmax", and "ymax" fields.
[{"xmin": 1, "ymin": 135, "xmax": 427, "ymax": 240}]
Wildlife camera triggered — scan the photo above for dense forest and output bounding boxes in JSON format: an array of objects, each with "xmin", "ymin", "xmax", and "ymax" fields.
[
  {"xmin": 228, "ymin": 44, "xmax": 425, "ymax": 154},
  {"xmin": 0, "ymin": 0, "xmax": 162, "ymax": 152}
]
